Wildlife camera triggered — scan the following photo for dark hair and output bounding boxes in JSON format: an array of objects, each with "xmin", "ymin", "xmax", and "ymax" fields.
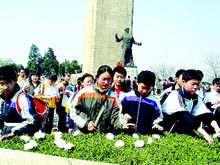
[
  {"xmin": 81, "ymin": 73, "xmax": 94, "ymax": 82},
  {"xmin": 62, "ymin": 72, "xmax": 70, "ymax": 77},
  {"xmin": 182, "ymin": 69, "xmax": 202, "ymax": 82},
  {"xmin": 175, "ymin": 69, "xmax": 185, "ymax": 78},
  {"xmin": 29, "ymin": 70, "xmax": 40, "ymax": 83},
  {"xmin": 18, "ymin": 67, "xmax": 25, "ymax": 72},
  {"xmin": 113, "ymin": 66, "xmax": 127, "ymax": 77},
  {"xmin": 48, "ymin": 74, "xmax": 57, "ymax": 82},
  {"xmin": 137, "ymin": 70, "xmax": 156, "ymax": 87},
  {"xmin": 0, "ymin": 65, "xmax": 17, "ymax": 81},
  {"xmin": 96, "ymin": 65, "xmax": 113, "ymax": 79},
  {"xmin": 168, "ymin": 77, "xmax": 174, "ymax": 82},
  {"xmin": 212, "ymin": 78, "xmax": 220, "ymax": 85},
  {"xmin": 197, "ymin": 70, "xmax": 204, "ymax": 79}
]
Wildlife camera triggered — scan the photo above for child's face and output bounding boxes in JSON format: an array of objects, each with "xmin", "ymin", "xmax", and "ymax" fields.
[
  {"xmin": 96, "ymin": 71, "xmax": 112, "ymax": 91},
  {"xmin": 113, "ymin": 72, "xmax": 125, "ymax": 87},
  {"xmin": 213, "ymin": 83, "xmax": 220, "ymax": 93},
  {"xmin": 81, "ymin": 76, "xmax": 94, "ymax": 88},
  {"xmin": 183, "ymin": 79, "xmax": 200, "ymax": 95},
  {"xmin": 48, "ymin": 80, "xmax": 56, "ymax": 86},
  {"xmin": 137, "ymin": 82, "xmax": 153, "ymax": 97},
  {"xmin": 31, "ymin": 74, "xmax": 39, "ymax": 83},
  {"xmin": 0, "ymin": 79, "xmax": 17, "ymax": 95},
  {"xmin": 64, "ymin": 73, "xmax": 71, "ymax": 82}
]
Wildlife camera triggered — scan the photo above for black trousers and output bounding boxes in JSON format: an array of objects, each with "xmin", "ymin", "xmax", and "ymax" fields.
[
  {"xmin": 161, "ymin": 111, "xmax": 214, "ymax": 134},
  {"xmin": 56, "ymin": 105, "xmax": 67, "ymax": 133},
  {"xmin": 45, "ymin": 108, "xmax": 54, "ymax": 134}
]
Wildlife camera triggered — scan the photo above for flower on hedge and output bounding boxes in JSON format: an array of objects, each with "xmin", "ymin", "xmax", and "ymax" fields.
[
  {"xmin": 24, "ymin": 140, "xmax": 37, "ymax": 151},
  {"xmin": 152, "ymin": 134, "xmax": 160, "ymax": 140},
  {"xmin": 64, "ymin": 142, "xmax": 74, "ymax": 150},
  {"xmin": 54, "ymin": 132, "xmax": 62, "ymax": 140},
  {"xmin": 20, "ymin": 135, "xmax": 30, "ymax": 143},
  {"xmin": 54, "ymin": 139, "xmax": 66, "ymax": 149},
  {"xmin": 132, "ymin": 133, "xmax": 139, "ymax": 139},
  {"xmin": 147, "ymin": 137, "xmax": 153, "ymax": 144},
  {"xmin": 106, "ymin": 133, "xmax": 114, "ymax": 140},
  {"xmin": 213, "ymin": 133, "xmax": 220, "ymax": 138},
  {"xmin": 134, "ymin": 140, "xmax": 144, "ymax": 148},
  {"xmin": 34, "ymin": 131, "xmax": 45, "ymax": 140},
  {"xmin": 115, "ymin": 140, "xmax": 124, "ymax": 147},
  {"xmin": 73, "ymin": 130, "xmax": 81, "ymax": 136}
]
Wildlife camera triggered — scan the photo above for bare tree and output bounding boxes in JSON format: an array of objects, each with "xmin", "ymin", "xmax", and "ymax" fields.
[
  {"xmin": 204, "ymin": 54, "xmax": 220, "ymax": 80},
  {"xmin": 148, "ymin": 63, "xmax": 175, "ymax": 79}
]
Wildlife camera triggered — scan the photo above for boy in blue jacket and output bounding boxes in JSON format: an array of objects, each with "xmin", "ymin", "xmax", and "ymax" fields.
[{"xmin": 121, "ymin": 70, "xmax": 163, "ymax": 134}]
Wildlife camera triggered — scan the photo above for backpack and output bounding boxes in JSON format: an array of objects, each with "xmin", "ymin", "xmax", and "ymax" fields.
[{"xmin": 16, "ymin": 91, "xmax": 49, "ymax": 130}]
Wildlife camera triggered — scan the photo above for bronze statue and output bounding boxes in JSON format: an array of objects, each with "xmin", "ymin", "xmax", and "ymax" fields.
[{"xmin": 115, "ymin": 28, "xmax": 142, "ymax": 66}]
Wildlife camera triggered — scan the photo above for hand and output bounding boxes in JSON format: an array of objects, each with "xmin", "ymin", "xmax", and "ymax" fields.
[
  {"xmin": 122, "ymin": 113, "xmax": 132, "ymax": 121},
  {"xmin": 123, "ymin": 123, "xmax": 136, "ymax": 130},
  {"xmin": 87, "ymin": 121, "xmax": 97, "ymax": 132},
  {"xmin": 152, "ymin": 124, "xmax": 164, "ymax": 131},
  {"xmin": 0, "ymin": 132, "xmax": 15, "ymax": 141},
  {"xmin": 68, "ymin": 128, "xmax": 74, "ymax": 135}
]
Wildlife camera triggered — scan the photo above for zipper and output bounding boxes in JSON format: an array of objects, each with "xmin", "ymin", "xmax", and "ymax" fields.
[{"xmin": 135, "ymin": 95, "xmax": 142, "ymax": 133}]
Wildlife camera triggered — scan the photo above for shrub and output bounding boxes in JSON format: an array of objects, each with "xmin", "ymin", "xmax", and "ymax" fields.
[{"xmin": 0, "ymin": 132, "xmax": 219, "ymax": 164}]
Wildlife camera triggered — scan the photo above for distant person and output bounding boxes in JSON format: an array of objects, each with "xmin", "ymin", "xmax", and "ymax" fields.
[
  {"xmin": 121, "ymin": 70, "xmax": 163, "ymax": 135},
  {"xmin": 132, "ymin": 77, "xmax": 138, "ymax": 91},
  {"xmin": 23, "ymin": 70, "xmax": 41, "ymax": 95},
  {"xmin": 34, "ymin": 73, "xmax": 60, "ymax": 134},
  {"xmin": 162, "ymin": 70, "xmax": 220, "ymax": 144},
  {"xmin": 0, "ymin": 66, "xmax": 40, "ymax": 141},
  {"xmin": 17, "ymin": 67, "xmax": 28, "ymax": 89}
]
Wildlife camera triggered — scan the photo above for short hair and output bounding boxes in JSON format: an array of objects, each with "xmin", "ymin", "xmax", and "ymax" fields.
[
  {"xmin": 197, "ymin": 70, "xmax": 204, "ymax": 79},
  {"xmin": 81, "ymin": 73, "xmax": 94, "ymax": 82},
  {"xmin": 0, "ymin": 65, "xmax": 17, "ymax": 81},
  {"xmin": 182, "ymin": 69, "xmax": 202, "ymax": 82},
  {"xmin": 62, "ymin": 72, "xmax": 70, "ymax": 77},
  {"xmin": 96, "ymin": 65, "xmax": 113, "ymax": 79},
  {"xmin": 137, "ymin": 70, "xmax": 156, "ymax": 87},
  {"xmin": 18, "ymin": 67, "xmax": 25, "ymax": 73},
  {"xmin": 175, "ymin": 69, "xmax": 185, "ymax": 78},
  {"xmin": 48, "ymin": 74, "xmax": 57, "ymax": 82},
  {"xmin": 212, "ymin": 78, "xmax": 220, "ymax": 85},
  {"xmin": 113, "ymin": 66, "xmax": 127, "ymax": 77}
]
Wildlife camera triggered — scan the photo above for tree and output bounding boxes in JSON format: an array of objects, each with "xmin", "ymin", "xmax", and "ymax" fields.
[
  {"xmin": 204, "ymin": 54, "xmax": 220, "ymax": 81},
  {"xmin": 27, "ymin": 44, "xmax": 43, "ymax": 72},
  {"xmin": 149, "ymin": 63, "xmax": 175, "ymax": 79},
  {"xmin": 40, "ymin": 47, "xmax": 59, "ymax": 75},
  {"xmin": 58, "ymin": 59, "xmax": 82, "ymax": 75}
]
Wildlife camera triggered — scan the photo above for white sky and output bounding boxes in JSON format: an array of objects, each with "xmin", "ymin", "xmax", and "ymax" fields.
[{"xmin": 0, "ymin": 0, "xmax": 220, "ymax": 78}]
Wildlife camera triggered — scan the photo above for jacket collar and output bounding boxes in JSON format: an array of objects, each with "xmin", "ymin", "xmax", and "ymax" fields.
[{"xmin": 134, "ymin": 89, "xmax": 151, "ymax": 98}]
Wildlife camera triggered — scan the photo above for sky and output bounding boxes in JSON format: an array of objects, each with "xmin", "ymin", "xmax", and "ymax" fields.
[{"xmin": 0, "ymin": 0, "xmax": 220, "ymax": 79}]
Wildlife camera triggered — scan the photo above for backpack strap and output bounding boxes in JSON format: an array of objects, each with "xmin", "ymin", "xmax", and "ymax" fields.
[{"xmin": 16, "ymin": 91, "xmax": 25, "ymax": 114}]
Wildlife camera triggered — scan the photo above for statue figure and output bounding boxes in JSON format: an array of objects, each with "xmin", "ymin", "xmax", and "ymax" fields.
[{"xmin": 115, "ymin": 28, "xmax": 142, "ymax": 66}]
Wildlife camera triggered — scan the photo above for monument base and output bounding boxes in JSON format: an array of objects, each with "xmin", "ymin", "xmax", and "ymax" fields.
[{"xmin": 124, "ymin": 66, "xmax": 138, "ymax": 80}]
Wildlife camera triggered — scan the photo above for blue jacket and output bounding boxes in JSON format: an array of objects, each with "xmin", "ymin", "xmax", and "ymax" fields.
[{"xmin": 121, "ymin": 90, "xmax": 162, "ymax": 134}]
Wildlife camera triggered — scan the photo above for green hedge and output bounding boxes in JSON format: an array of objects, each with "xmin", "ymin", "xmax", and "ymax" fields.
[{"xmin": 0, "ymin": 132, "xmax": 219, "ymax": 164}]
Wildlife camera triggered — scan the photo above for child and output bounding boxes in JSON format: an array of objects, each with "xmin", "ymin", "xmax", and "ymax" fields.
[
  {"xmin": 121, "ymin": 70, "xmax": 163, "ymax": 135},
  {"xmin": 34, "ymin": 73, "xmax": 60, "ymax": 134},
  {"xmin": 0, "ymin": 66, "xmax": 39, "ymax": 140},
  {"xmin": 162, "ymin": 69, "xmax": 220, "ymax": 144},
  {"xmin": 69, "ymin": 65, "xmax": 135, "ymax": 133},
  {"xmin": 23, "ymin": 70, "xmax": 41, "ymax": 95}
]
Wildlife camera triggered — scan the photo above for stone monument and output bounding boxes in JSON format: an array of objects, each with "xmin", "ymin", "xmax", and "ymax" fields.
[{"xmin": 82, "ymin": 0, "xmax": 139, "ymax": 80}]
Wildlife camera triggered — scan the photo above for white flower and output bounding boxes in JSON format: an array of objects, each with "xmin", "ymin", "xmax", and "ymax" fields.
[
  {"xmin": 73, "ymin": 130, "xmax": 81, "ymax": 136},
  {"xmin": 24, "ymin": 140, "xmax": 37, "ymax": 150},
  {"xmin": 24, "ymin": 143, "xmax": 34, "ymax": 150},
  {"xmin": 64, "ymin": 142, "xmax": 74, "ymax": 150},
  {"xmin": 29, "ymin": 140, "xmax": 38, "ymax": 147},
  {"xmin": 114, "ymin": 140, "xmax": 124, "ymax": 147},
  {"xmin": 106, "ymin": 133, "xmax": 114, "ymax": 140},
  {"xmin": 132, "ymin": 133, "xmax": 139, "ymax": 139},
  {"xmin": 152, "ymin": 134, "xmax": 160, "ymax": 140},
  {"xmin": 54, "ymin": 139, "xmax": 66, "ymax": 149},
  {"xmin": 20, "ymin": 135, "xmax": 30, "ymax": 143},
  {"xmin": 34, "ymin": 131, "xmax": 45, "ymax": 140},
  {"xmin": 54, "ymin": 132, "xmax": 62, "ymax": 140},
  {"xmin": 213, "ymin": 133, "xmax": 220, "ymax": 138},
  {"xmin": 134, "ymin": 140, "xmax": 144, "ymax": 148},
  {"xmin": 147, "ymin": 137, "xmax": 153, "ymax": 144}
]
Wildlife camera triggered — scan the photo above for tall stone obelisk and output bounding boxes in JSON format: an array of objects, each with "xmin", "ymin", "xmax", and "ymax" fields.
[{"xmin": 82, "ymin": 0, "xmax": 134, "ymax": 74}]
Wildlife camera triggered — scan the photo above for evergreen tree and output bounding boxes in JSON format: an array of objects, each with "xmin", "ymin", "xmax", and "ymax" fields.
[
  {"xmin": 27, "ymin": 44, "xmax": 43, "ymax": 72},
  {"xmin": 58, "ymin": 59, "xmax": 82, "ymax": 75},
  {"xmin": 41, "ymin": 47, "xmax": 59, "ymax": 75}
]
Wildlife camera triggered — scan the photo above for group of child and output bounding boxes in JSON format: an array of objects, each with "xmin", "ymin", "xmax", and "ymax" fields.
[{"xmin": 0, "ymin": 65, "xmax": 219, "ymax": 144}]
